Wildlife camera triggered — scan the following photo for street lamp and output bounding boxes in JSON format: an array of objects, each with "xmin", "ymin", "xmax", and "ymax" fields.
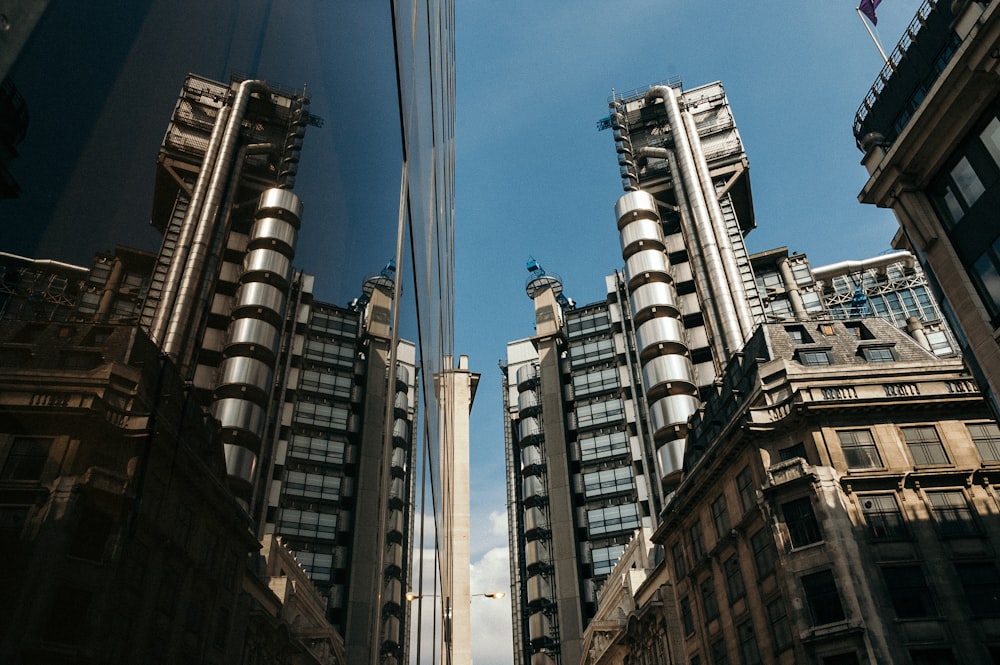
[
  {"xmin": 406, "ymin": 591, "xmax": 507, "ymax": 665},
  {"xmin": 405, "ymin": 591, "xmax": 505, "ymax": 601}
]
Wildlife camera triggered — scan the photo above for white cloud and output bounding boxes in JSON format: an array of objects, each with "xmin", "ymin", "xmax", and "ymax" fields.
[{"xmin": 470, "ymin": 546, "xmax": 514, "ymax": 665}]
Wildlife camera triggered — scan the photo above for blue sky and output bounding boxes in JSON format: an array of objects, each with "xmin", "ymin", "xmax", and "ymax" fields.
[{"xmin": 453, "ymin": 2, "xmax": 922, "ymax": 662}]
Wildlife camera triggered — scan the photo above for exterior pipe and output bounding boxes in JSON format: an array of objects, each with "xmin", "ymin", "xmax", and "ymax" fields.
[
  {"xmin": 644, "ymin": 86, "xmax": 743, "ymax": 357},
  {"xmin": 638, "ymin": 145, "xmax": 729, "ymax": 367},
  {"xmin": 811, "ymin": 250, "xmax": 915, "ymax": 282},
  {"xmin": 682, "ymin": 111, "xmax": 756, "ymax": 338},
  {"xmin": 777, "ymin": 256, "xmax": 808, "ymax": 318},
  {"xmin": 163, "ymin": 80, "xmax": 269, "ymax": 360},
  {"xmin": 149, "ymin": 104, "xmax": 232, "ymax": 346}
]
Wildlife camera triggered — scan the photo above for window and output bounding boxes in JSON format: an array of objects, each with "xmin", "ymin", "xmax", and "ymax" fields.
[
  {"xmin": 798, "ymin": 349, "xmax": 831, "ymax": 367},
  {"xmin": 822, "ymin": 655, "xmax": 860, "ymax": 665},
  {"xmin": 785, "ymin": 326, "xmax": 810, "ymax": 344},
  {"xmin": 303, "ymin": 338, "xmax": 354, "ymax": 366},
  {"xmin": 283, "ymin": 470, "xmax": 342, "ymax": 502},
  {"xmin": 299, "ymin": 369, "xmax": 353, "ymax": 398},
  {"xmin": 881, "ymin": 565, "xmax": 935, "ymax": 618},
  {"xmin": 902, "ymin": 426, "xmax": 950, "ymax": 465},
  {"xmin": 566, "ymin": 310, "xmax": 610, "ymax": 339},
  {"xmin": 927, "ymin": 490, "xmax": 977, "ymax": 536},
  {"xmin": 967, "ymin": 422, "xmax": 1000, "ymax": 463},
  {"xmin": 802, "ymin": 570, "xmax": 845, "ymax": 625},
  {"xmin": 288, "ymin": 433, "xmax": 348, "ymax": 465},
  {"xmin": 737, "ymin": 622, "xmax": 762, "ymax": 665},
  {"xmin": 778, "ymin": 442, "xmax": 807, "ymax": 463},
  {"xmin": 591, "ymin": 545, "xmax": 626, "ymax": 577},
  {"xmin": 572, "ymin": 367, "xmax": 619, "ymax": 398},
  {"xmin": 294, "ymin": 401, "xmax": 350, "ymax": 429},
  {"xmin": 582, "ymin": 465, "xmax": 634, "ymax": 498},
  {"xmin": 277, "ymin": 508, "xmax": 338, "ymax": 541},
  {"xmin": 837, "ymin": 429, "xmax": 882, "ymax": 469},
  {"xmin": 710, "ymin": 495, "xmax": 730, "ymax": 540},
  {"xmin": 569, "ymin": 337, "xmax": 615, "ymax": 368},
  {"xmin": 736, "ymin": 466, "xmax": 756, "ymax": 513},
  {"xmin": 700, "ymin": 577, "xmax": 719, "ymax": 622},
  {"xmin": 680, "ymin": 596, "xmax": 695, "ymax": 636},
  {"xmin": 750, "ymin": 528, "xmax": 775, "ymax": 578},
  {"xmin": 0, "ymin": 506, "xmax": 29, "ymax": 541},
  {"xmin": 672, "ymin": 542, "xmax": 688, "ymax": 579},
  {"xmin": 861, "ymin": 346, "xmax": 895, "ymax": 363},
  {"xmin": 688, "ymin": 520, "xmax": 706, "ymax": 560},
  {"xmin": 782, "ymin": 496, "xmax": 821, "ymax": 547},
  {"xmin": 586, "ymin": 503, "xmax": 640, "ymax": 536},
  {"xmin": 710, "ymin": 639, "xmax": 729, "ymax": 665},
  {"xmin": 766, "ymin": 597, "xmax": 792, "ymax": 653},
  {"xmin": 860, "ymin": 493, "xmax": 906, "ymax": 539},
  {"xmin": 724, "ymin": 555, "xmax": 745, "ymax": 602},
  {"xmin": 575, "ymin": 398, "xmax": 625, "ymax": 429},
  {"xmin": 971, "ymin": 241, "xmax": 1000, "ymax": 320},
  {"xmin": 2, "ymin": 437, "xmax": 53, "ymax": 481},
  {"xmin": 956, "ymin": 562, "xmax": 1000, "ymax": 616},
  {"xmin": 578, "ymin": 430, "xmax": 629, "ymax": 462},
  {"xmin": 909, "ymin": 649, "xmax": 957, "ymax": 665}
]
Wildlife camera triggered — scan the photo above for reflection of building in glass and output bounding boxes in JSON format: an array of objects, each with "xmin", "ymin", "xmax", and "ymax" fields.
[
  {"xmin": 4, "ymin": 1, "xmax": 456, "ymax": 663},
  {"xmin": 855, "ymin": 0, "xmax": 1000, "ymax": 415}
]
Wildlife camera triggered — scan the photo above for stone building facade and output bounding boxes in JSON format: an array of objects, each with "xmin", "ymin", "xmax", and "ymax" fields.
[{"xmin": 583, "ymin": 317, "xmax": 1000, "ymax": 664}]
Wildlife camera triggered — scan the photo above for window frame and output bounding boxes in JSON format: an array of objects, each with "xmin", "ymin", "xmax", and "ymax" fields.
[
  {"xmin": 901, "ymin": 425, "xmax": 950, "ymax": 466},
  {"xmin": 836, "ymin": 429, "xmax": 883, "ymax": 469}
]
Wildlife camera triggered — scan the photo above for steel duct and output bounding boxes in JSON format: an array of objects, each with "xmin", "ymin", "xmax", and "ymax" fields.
[
  {"xmin": 644, "ymin": 86, "xmax": 744, "ymax": 356},
  {"xmin": 215, "ymin": 187, "xmax": 301, "ymax": 505},
  {"xmin": 616, "ymin": 189, "xmax": 699, "ymax": 490}
]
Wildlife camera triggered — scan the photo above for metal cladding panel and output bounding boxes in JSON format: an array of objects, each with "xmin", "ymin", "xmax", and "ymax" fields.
[
  {"xmin": 519, "ymin": 415, "xmax": 542, "ymax": 440},
  {"xmin": 641, "ymin": 354, "xmax": 697, "ymax": 395},
  {"xmin": 387, "ymin": 508, "xmax": 404, "ymax": 535},
  {"xmin": 525, "ymin": 540, "xmax": 550, "ymax": 568},
  {"xmin": 656, "ymin": 438, "xmax": 686, "ymax": 487},
  {"xmin": 213, "ymin": 397, "xmax": 267, "ymax": 438},
  {"xmin": 235, "ymin": 281, "xmax": 286, "ymax": 313},
  {"xmin": 521, "ymin": 444, "xmax": 543, "ymax": 469},
  {"xmin": 243, "ymin": 247, "xmax": 292, "ymax": 284},
  {"xmin": 390, "ymin": 477, "xmax": 406, "ymax": 502},
  {"xmin": 382, "ymin": 615, "xmax": 401, "ymax": 645},
  {"xmin": 524, "ymin": 506, "xmax": 548, "ymax": 533},
  {"xmin": 224, "ymin": 443, "xmax": 257, "ymax": 484},
  {"xmin": 532, "ymin": 653, "xmax": 556, "ymax": 665},
  {"xmin": 528, "ymin": 613, "xmax": 554, "ymax": 642},
  {"xmin": 523, "ymin": 475, "xmax": 545, "ymax": 502},
  {"xmin": 250, "ymin": 216, "xmax": 298, "ymax": 253},
  {"xmin": 387, "ymin": 542, "xmax": 404, "ymax": 569},
  {"xmin": 630, "ymin": 281, "xmax": 679, "ymax": 316},
  {"xmin": 518, "ymin": 389, "xmax": 541, "ymax": 413},
  {"xmin": 516, "ymin": 363, "xmax": 539, "ymax": 389},
  {"xmin": 636, "ymin": 316, "xmax": 688, "ymax": 357},
  {"xmin": 619, "ymin": 217, "xmax": 665, "ymax": 258},
  {"xmin": 648, "ymin": 394, "xmax": 700, "ymax": 435},
  {"xmin": 217, "ymin": 355, "xmax": 274, "ymax": 398},
  {"xmin": 392, "ymin": 418, "xmax": 410, "ymax": 442},
  {"xmin": 526, "ymin": 574, "xmax": 552, "ymax": 604},
  {"xmin": 614, "ymin": 189, "xmax": 659, "ymax": 225},
  {"xmin": 257, "ymin": 187, "xmax": 303, "ymax": 225},
  {"xmin": 626, "ymin": 249, "xmax": 669, "ymax": 283},
  {"xmin": 394, "ymin": 391, "xmax": 408, "ymax": 411}
]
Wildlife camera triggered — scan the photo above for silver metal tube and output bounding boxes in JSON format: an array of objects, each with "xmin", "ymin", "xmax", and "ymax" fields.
[
  {"xmin": 682, "ymin": 110, "xmax": 756, "ymax": 338},
  {"xmin": 163, "ymin": 80, "xmax": 268, "ymax": 358},
  {"xmin": 149, "ymin": 104, "xmax": 232, "ymax": 346},
  {"xmin": 638, "ymin": 146, "xmax": 729, "ymax": 366},
  {"xmin": 811, "ymin": 250, "xmax": 914, "ymax": 282},
  {"xmin": 644, "ymin": 86, "xmax": 743, "ymax": 356}
]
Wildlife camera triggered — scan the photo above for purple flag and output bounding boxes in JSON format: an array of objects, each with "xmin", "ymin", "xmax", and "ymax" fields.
[{"xmin": 859, "ymin": 0, "xmax": 881, "ymax": 25}]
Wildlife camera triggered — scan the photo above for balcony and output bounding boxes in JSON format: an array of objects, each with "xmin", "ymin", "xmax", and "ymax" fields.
[{"xmin": 853, "ymin": 0, "xmax": 962, "ymax": 150}]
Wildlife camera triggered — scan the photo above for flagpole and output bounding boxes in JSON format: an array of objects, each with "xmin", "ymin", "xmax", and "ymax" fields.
[{"xmin": 856, "ymin": 7, "xmax": 893, "ymax": 70}]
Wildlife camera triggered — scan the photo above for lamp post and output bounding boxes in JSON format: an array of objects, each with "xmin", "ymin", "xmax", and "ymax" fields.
[{"xmin": 405, "ymin": 591, "xmax": 506, "ymax": 665}]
